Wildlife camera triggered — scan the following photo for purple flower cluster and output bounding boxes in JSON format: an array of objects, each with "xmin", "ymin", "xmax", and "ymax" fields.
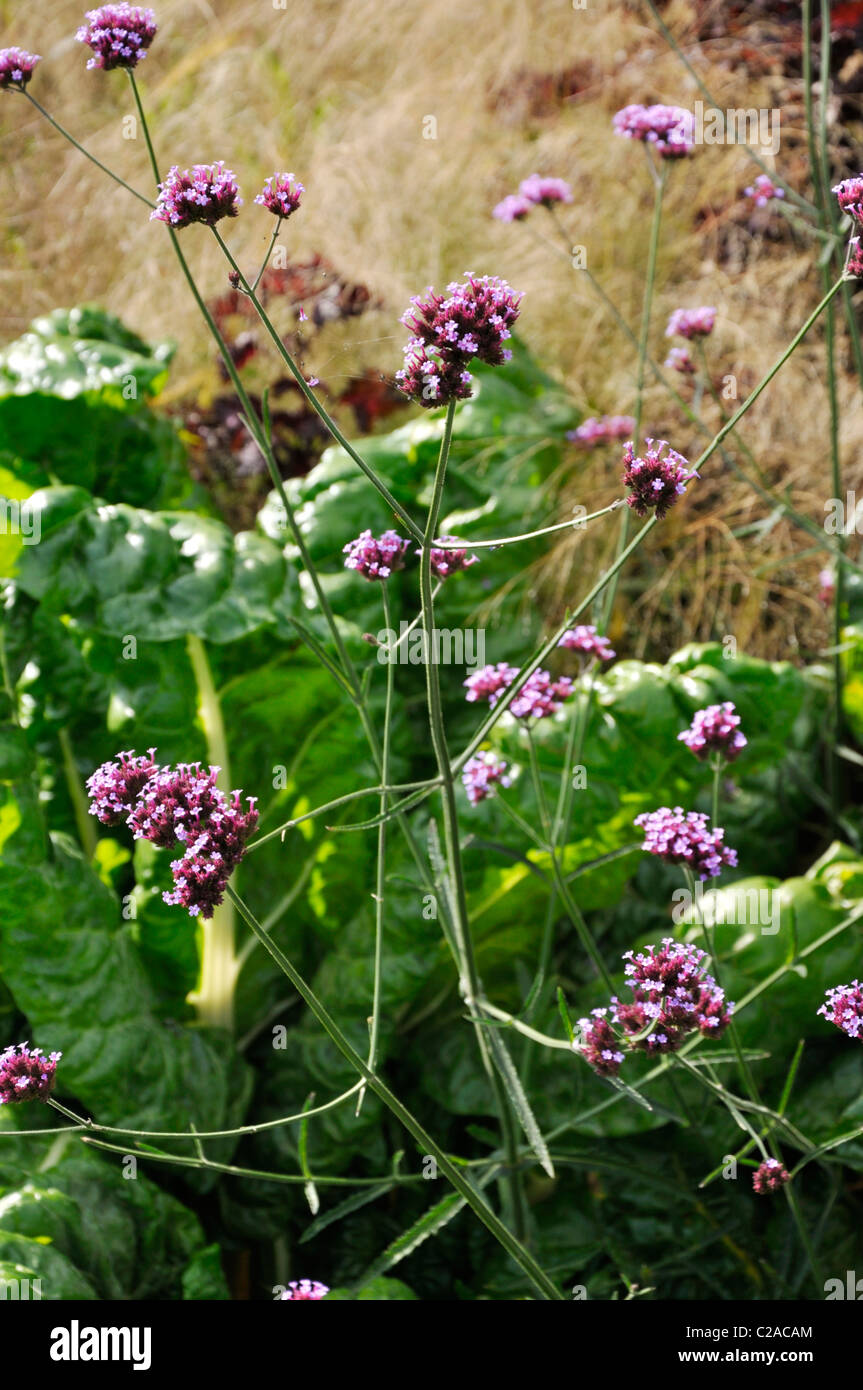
[
  {"xmin": 745, "ymin": 174, "xmax": 785, "ymax": 208},
  {"xmin": 87, "ymin": 752, "xmax": 258, "ymax": 918},
  {"xmin": 343, "ymin": 529, "xmax": 409, "ymax": 581},
  {"xmin": 818, "ymin": 980, "xmax": 863, "ymax": 1040},
  {"xmin": 622, "ymin": 438, "xmax": 697, "ymax": 520},
  {"xmin": 420, "ymin": 537, "xmax": 479, "ymax": 581},
  {"xmin": 493, "ymin": 174, "xmax": 573, "ymax": 222},
  {"xmin": 613, "ymin": 104, "xmax": 695, "ymax": 158},
  {"xmin": 577, "ymin": 1009, "xmax": 626, "ymax": 1078},
  {"xmin": 612, "ymin": 938, "xmax": 734, "ymax": 1053},
  {"xmin": 678, "ymin": 702, "xmax": 747, "ymax": 762},
  {"xmin": 151, "ymin": 163, "xmax": 242, "ymax": 229},
  {"xmin": 578, "ymin": 939, "xmax": 733, "ymax": 1078},
  {"xmin": 634, "ymin": 807, "xmax": 738, "ymax": 881},
  {"xmin": 462, "ymin": 751, "xmax": 511, "ymax": 805},
  {"xmin": 464, "ymin": 664, "xmax": 573, "ymax": 720},
  {"xmin": 0, "ymin": 1042, "xmax": 62, "ymax": 1104},
  {"xmin": 818, "ymin": 567, "xmax": 835, "ymax": 605},
  {"xmin": 0, "ymin": 47, "xmax": 41, "ymax": 90},
  {"xmin": 664, "ymin": 346, "xmax": 695, "ymax": 375},
  {"xmin": 255, "ymin": 173, "xmax": 304, "ymax": 220},
  {"xmin": 666, "ymin": 306, "xmax": 716, "ymax": 340},
  {"xmin": 464, "ymin": 662, "xmax": 519, "ymax": 706},
  {"xmin": 557, "ymin": 625, "xmax": 616, "ymax": 663},
  {"xmin": 279, "ymin": 1280, "xmax": 329, "ymax": 1300},
  {"xmin": 395, "ymin": 274, "xmax": 523, "ymax": 408},
  {"xmin": 752, "ymin": 1158, "xmax": 790, "ymax": 1195},
  {"xmin": 833, "ymin": 178, "xmax": 863, "ymax": 276},
  {"xmin": 848, "ymin": 237, "xmax": 863, "ymax": 279},
  {"xmin": 76, "ymin": 4, "xmax": 157, "ymax": 71},
  {"xmin": 567, "ymin": 415, "xmax": 635, "ymax": 448}
]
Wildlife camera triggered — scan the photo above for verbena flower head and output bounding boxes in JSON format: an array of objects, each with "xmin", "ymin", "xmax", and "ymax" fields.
[
  {"xmin": 90, "ymin": 754, "xmax": 258, "ymax": 919},
  {"xmin": 395, "ymin": 339, "xmax": 473, "ymax": 408},
  {"xmin": 634, "ymin": 806, "xmax": 738, "ymax": 880},
  {"xmin": 745, "ymin": 174, "xmax": 785, "ymax": 207},
  {"xmin": 622, "ymin": 438, "xmax": 697, "ymax": 520},
  {"xmin": 664, "ymin": 346, "xmax": 695, "ymax": 375},
  {"xmin": 509, "ymin": 670, "xmax": 574, "ymax": 720},
  {"xmin": 492, "ymin": 194, "xmax": 533, "ymax": 223},
  {"xmin": 343, "ymin": 529, "xmax": 409, "ymax": 580},
  {"xmin": 833, "ymin": 176, "xmax": 863, "ymax": 223},
  {"xmin": 518, "ymin": 173, "xmax": 573, "ymax": 207},
  {"xmin": 151, "ymin": 163, "xmax": 242, "ymax": 228},
  {"xmin": 613, "ymin": 103, "xmax": 695, "ymax": 157},
  {"xmin": 0, "ymin": 48, "xmax": 41, "ymax": 90},
  {"xmin": 678, "ymin": 702, "xmax": 747, "ymax": 762},
  {"xmin": 400, "ymin": 274, "xmax": 523, "ymax": 367},
  {"xmin": 611, "ymin": 938, "xmax": 733, "ymax": 1052},
  {"xmin": 558, "ymin": 625, "xmax": 615, "ymax": 662},
  {"xmin": 752, "ymin": 1158, "xmax": 790, "ymax": 1195},
  {"xmin": 76, "ymin": 4, "xmax": 157, "ymax": 71},
  {"xmin": 464, "ymin": 662, "xmax": 519, "ymax": 706},
  {"xmin": 279, "ymin": 1280, "xmax": 329, "ymax": 1300},
  {"xmin": 577, "ymin": 1009, "xmax": 625, "ymax": 1078},
  {"xmin": 567, "ymin": 415, "xmax": 635, "ymax": 448},
  {"xmin": 86, "ymin": 748, "xmax": 159, "ymax": 825},
  {"xmin": 419, "ymin": 537, "xmax": 480, "ymax": 580},
  {"xmin": 665, "ymin": 306, "xmax": 716, "ymax": 340},
  {"xmin": 0, "ymin": 1043, "xmax": 62, "ymax": 1104},
  {"xmin": 818, "ymin": 980, "xmax": 863, "ymax": 1040},
  {"xmin": 255, "ymin": 172, "xmax": 304, "ymax": 220},
  {"xmin": 462, "ymin": 751, "xmax": 511, "ymax": 805}
]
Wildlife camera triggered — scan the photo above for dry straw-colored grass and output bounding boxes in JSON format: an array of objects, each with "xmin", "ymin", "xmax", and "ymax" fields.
[{"xmin": 1, "ymin": 0, "xmax": 861, "ymax": 660}]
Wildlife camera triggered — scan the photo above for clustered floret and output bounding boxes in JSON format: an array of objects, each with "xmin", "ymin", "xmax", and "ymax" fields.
[
  {"xmin": 395, "ymin": 274, "xmax": 523, "ymax": 407},
  {"xmin": 664, "ymin": 346, "xmax": 695, "ymax": 375},
  {"xmin": 492, "ymin": 174, "xmax": 573, "ymax": 222},
  {"xmin": 87, "ymin": 752, "xmax": 258, "ymax": 918},
  {"xmin": 567, "ymin": 415, "xmax": 635, "ymax": 448},
  {"xmin": 151, "ymin": 162, "xmax": 242, "ymax": 228},
  {"xmin": 76, "ymin": 4, "xmax": 157, "ymax": 71},
  {"xmin": 464, "ymin": 664, "xmax": 573, "ymax": 719},
  {"xmin": 0, "ymin": 47, "xmax": 41, "ymax": 89},
  {"xmin": 678, "ymin": 702, "xmax": 747, "ymax": 762},
  {"xmin": 343, "ymin": 529, "xmax": 409, "ymax": 581},
  {"xmin": 578, "ymin": 938, "xmax": 733, "ymax": 1078},
  {"xmin": 818, "ymin": 980, "xmax": 863, "ymax": 1040},
  {"xmin": 461, "ymin": 751, "xmax": 511, "ymax": 805},
  {"xmin": 745, "ymin": 174, "xmax": 785, "ymax": 207},
  {"xmin": 0, "ymin": 1043, "xmax": 62, "ymax": 1104},
  {"xmin": 665, "ymin": 306, "xmax": 716, "ymax": 340},
  {"xmin": 752, "ymin": 1158, "xmax": 790, "ymax": 1195},
  {"xmin": 634, "ymin": 806, "xmax": 738, "ymax": 880},
  {"xmin": 279, "ymin": 1280, "xmax": 329, "ymax": 1300},
  {"xmin": 255, "ymin": 173, "xmax": 304, "ymax": 220},
  {"xmin": 622, "ymin": 438, "xmax": 697, "ymax": 520},
  {"xmin": 613, "ymin": 104, "xmax": 695, "ymax": 157},
  {"xmin": 557, "ymin": 625, "xmax": 616, "ymax": 663},
  {"xmin": 420, "ymin": 537, "xmax": 479, "ymax": 580}
]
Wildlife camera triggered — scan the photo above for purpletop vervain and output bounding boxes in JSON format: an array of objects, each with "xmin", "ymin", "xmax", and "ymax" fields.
[
  {"xmin": 255, "ymin": 173, "xmax": 304, "ymax": 220},
  {"xmin": 0, "ymin": 48, "xmax": 41, "ymax": 89},
  {"xmin": 622, "ymin": 438, "xmax": 697, "ymax": 520},
  {"xmin": 634, "ymin": 806, "xmax": 738, "ymax": 881},
  {"xmin": 613, "ymin": 103, "xmax": 695, "ymax": 157},
  {"xmin": 343, "ymin": 529, "xmax": 409, "ymax": 581},
  {"xmin": 752, "ymin": 1158, "xmax": 790, "ymax": 1194},
  {"xmin": 76, "ymin": 4, "xmax": 157, "ymax": 71},
  {"xmin": 665, "ymin": 306, "xmax": 716, "ymax": 340},
  {"xmin": 558, "ymin": 625, "xmax": 616, "ymax": 662},
  {"xmin": 462, "ymin": 751, "xmax": 511, "ymax": 805},
  {"xmin": 567, "ymin": 415, "xmax": 635, "ymax": 448},
  {"xmin": 0, "ymin": 1043, "xmax": 62, "ymax": 1104},
  {"xmin": 678, "ymin": 702, "xmax": 747, "ymax": 762},
  {"xmin": 151, "ymin": 163, "xmax": 242, "ymax": 228},
  {"xmin": 279, "ymin": 1280, "xmax": 329, "ymax": 1300},
  {"xmin": 818, "ymin": 980, "xmax": 863, "ymax": 1040}
]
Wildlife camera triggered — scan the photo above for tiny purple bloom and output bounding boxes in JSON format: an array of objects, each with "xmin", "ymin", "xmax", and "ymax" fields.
[
  {"xmin": 558, "ymin": 625, "xmax": 615, "ymax": 663},
  {"xmin": 634, "ymin": 807, "xmax": 737, "ymax": 880},
  {"xmin": 418, "ymin": 537, "xmax": 479, "ymax": 580},
  {"xmin": 462, "ymin": 751, "xmax": 511, "ymax": 805},
  {"xmin": 279, "ymin": 1280, "xmax": 329, "ymax": 1300},
  {"xmin": 665, "ymin": 307, "xmax": 716, "ymax": 340},
  {"xmin": 255, "ymin": 172, "xmax": 304, "ymax": 220},
  {"xmin": 518, "ymin": 173, "xmax": 574, "ymax": 207},
  {"xmin": 76, "ymin": 4, "xmax": 157, "ymax": 71},
  {"xmin": 151, "ymin": 163, "xmax": 242, "ymax": 229},
  {"xmin": 567, "ymin": 415, "xmax": 635, "ymax": 448},
  {"xmin": 343, "ymin": 529, "xmax": 409, "ymax": 581},
  {"xmin": 493, "ymin": 194, "xmax": 533, "ymax": 223},
  {"xmin": 613, "ymin": 104, "xmax": 695, "ymax": 158},
  {"xmin": 818, "ymin": 980, "xmax": 863, "ymax": 1040},
  {"xmin": 745, "ymin": 173, "xmax": 785, "ymax": 208},
  {"xmin": 752, "ymin": 1158, "xmax": 790, "ymax": 1195},
  {"xmin": 678, "ymin": 702, "xmax": 747, "ymax": 763},
  {"xmin": 86, "ymin": 748, "xmax": 159, "ymax": 825},
  {"xmin": 0, "ymin": 48, "xmax": 41, "ymax": 90},
  {"xmin": 622, "ymin": 438, "xmax": 697, "ymax": 520},
  {"xmin": 0, "ymin": 1043, "xmax": 62, "ymax": 1104},
  {"xmin": 664, "ymin": 346, "xmax": 695, "ymax": 375}
]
